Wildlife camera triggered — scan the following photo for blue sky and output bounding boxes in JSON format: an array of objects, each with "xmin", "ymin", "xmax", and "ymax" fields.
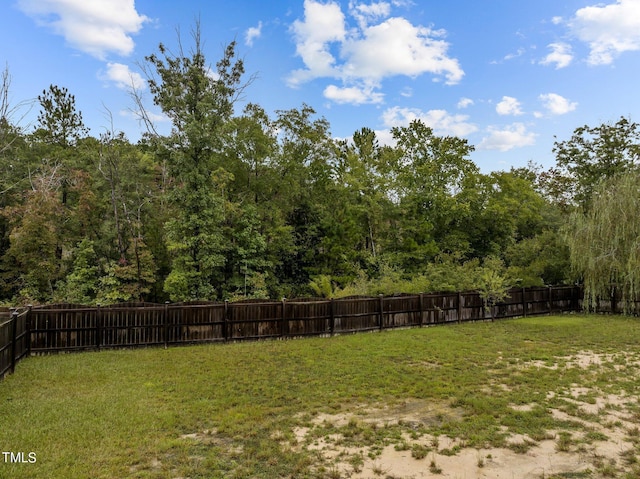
[{"xmin": 1, "ymin": 0, "xmax": 639, "ymax": 172}]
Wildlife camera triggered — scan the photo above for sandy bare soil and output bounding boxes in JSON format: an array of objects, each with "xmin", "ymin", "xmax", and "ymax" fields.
[{"xmin": 291, "ymin": 351, "xmax": 640, "ymax": 479}]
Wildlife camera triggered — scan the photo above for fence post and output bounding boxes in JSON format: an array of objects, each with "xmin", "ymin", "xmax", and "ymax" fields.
[
  {"xmin": 522, "ymin": 288, "xmax": 527, "ymax": 317},
  {"xmin": 163, "ymin": 301, "xmax": 170, "ymax": 349},
  {"xmin": 223, "ymin": 300, "xmax": 229, "ymax": 341},
  {"xmin": 96, "ymin": 304, "xmax": 102, "ymax": 350},
  {"xmin": 10, "ymin": 309, "xmax": 18, "ymax": 374},
  {"xmin": 26, "ymin": 305, "xmax": 33, "ymax": 356},
  {"xmin": 419, "ymin": 293, "xmax": 424, "ymax": 327},
  {"xmin": 378, "ymin": 295, "xmax": 384, "ymax": 331},
  {"xmin": 548, "ymin": 286, "xmax": 553, "ymax": 315},
  {"xmin": 329, "ymin": 298, "xmax": 335, "ymax": 336},
  {"xmin": 281, "ymin": 298, "xmax": 287, "ymax": 338},
  {"xmin": 457, "ymin": 292, "xmax": 463, "ymax": 324}
]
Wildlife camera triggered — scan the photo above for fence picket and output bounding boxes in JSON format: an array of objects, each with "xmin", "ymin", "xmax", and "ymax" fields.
[{"xmin": 10, "ymin": 310, "xmax": 17, "ymax": 374}]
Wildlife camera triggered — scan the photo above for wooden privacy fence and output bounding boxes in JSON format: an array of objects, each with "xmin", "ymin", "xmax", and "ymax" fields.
[
  {"xmin": 0, "ymin": 308, "xmax": 31, "ymax": 378},
  {"xmin": 1, "ymin": 285, "xmax": 581, "ymax": 379}
]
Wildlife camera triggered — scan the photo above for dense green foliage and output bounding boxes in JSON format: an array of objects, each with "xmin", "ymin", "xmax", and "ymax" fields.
[{"xmin": 0, "ymin": 35, "xmax": 638, "ymax": 305}]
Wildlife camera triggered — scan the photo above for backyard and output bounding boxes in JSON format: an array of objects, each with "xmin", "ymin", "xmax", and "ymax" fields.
[{"xmin": 1, "ymin": 314, "xmax": 640, "ymax": 478}]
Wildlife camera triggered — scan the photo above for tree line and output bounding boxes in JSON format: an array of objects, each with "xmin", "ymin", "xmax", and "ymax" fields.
[{"xmin": 1, "ymin": 35, "xmax": 639, "ymax": 306}]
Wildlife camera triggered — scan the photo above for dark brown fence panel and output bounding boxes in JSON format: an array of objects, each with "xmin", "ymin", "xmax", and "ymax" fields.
[
  {"xmin": 168, "ymin": 303, "xmax": 225, "ymax": 344},
  {"xmin": 13, "ymin": 310, "xmax": 30, "ymax": 362},
  {"xmin": 525, "ymin": 287, "xmax": 553, "ymax": 315},
  {"xmin": 383, "ymin": 295, "xmax": 422, "ymax": 329},
  {"xmin": 552, "ymin": 286, "xmax": 580, "ymax": 313},
  {"xmin": 286, "ymin": 300, "xmax": 331, "ymax": 337},
  {"xmin": 0, "ymin": 317, "xmax": 12, "ymax": 378},
  {"xmin": 0, "ymin": 310, "xmax": 30, "ymax": 378},
  {"xmin": 422, "ymin": 292, "xmax": 460, "ymax": 324},
  {"xmin": 333, "ymin": 297, "xmax": 380, "ymax": 333},
  {"xmin": 461, "ymin": 291, "xmax": 484, "ymax": 322},
  {"xmin": 29, "ymin": 304, "xmax": 96, "ymax": 352},
  {"xmin": 228, "ymin": 300, "xmax": 282, "ymax": 340},
  {"xmin": 503, "ymin": 288, "xmax": 524, "ymax": 319},
  {"xmin": 489, "ymin": 288, "xmax": 523, "ymax": 320},
  {"xmin": 101, "ymin": 305, "xmax": 164, "ymax": 348}
]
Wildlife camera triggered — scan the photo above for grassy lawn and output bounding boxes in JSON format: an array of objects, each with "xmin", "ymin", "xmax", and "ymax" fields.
[{"xmin": 2, "ymin": 314, "xmax": 640, "ymax": 478}]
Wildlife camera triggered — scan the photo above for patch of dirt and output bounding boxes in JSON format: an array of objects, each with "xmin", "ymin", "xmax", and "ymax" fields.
[
  {"xmin": 291, "ymin": 350, "xmax": 640, "ymax": 478},
  {"xmin": 509, "ymin": 403, "xmax": 535, "ymax": 412},
  {"xmin": 521, "ymin": 350, "xmax": 640, "ymax": 371},
  {"xmin": 129, "ymin": 457, "xmax": 163, "ymax": 474},
  {"xmin": 178, "ymin": 428, "xmax": 244, "ymax": 455},
  {"xmin": 353, "ymin": 440, "xmax": 594, "ymax": 479},
  {"xmin": 300, "ymin": 398, "xmax": 462, "ymax": 430},
  {"xmin": 179, "ymin": 429, "xmax": 218, "ymax": 443}
]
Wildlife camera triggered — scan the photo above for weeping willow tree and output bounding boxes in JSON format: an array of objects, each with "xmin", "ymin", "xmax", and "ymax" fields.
[{"xmin": 567, "ymin": 172, "xmax": 640, "ymax": 312}]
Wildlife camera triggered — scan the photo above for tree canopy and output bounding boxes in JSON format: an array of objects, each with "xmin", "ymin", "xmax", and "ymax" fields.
[
  {"xmin": 0, "ymin": 31, "xmax": 638, "ymax": 307},
  {"xmin": 566, "ymin": 172, "xmax": 640, "ymax": 313},
  {"xmin": 553, "ymin": 117, "xmax": 640, "ymax": 208}
]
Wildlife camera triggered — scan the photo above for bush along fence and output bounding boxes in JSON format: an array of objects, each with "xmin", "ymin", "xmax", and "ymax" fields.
[{"xmin": 1, "ymin": 285, "xmax": 582, "ymax": 379}]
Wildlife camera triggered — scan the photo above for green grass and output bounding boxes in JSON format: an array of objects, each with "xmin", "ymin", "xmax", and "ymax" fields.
[{"xmin": 1, "ymin": 314, "xmax": 640, "ymax": 478}]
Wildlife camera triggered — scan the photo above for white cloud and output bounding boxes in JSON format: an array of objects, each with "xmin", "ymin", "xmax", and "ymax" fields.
[
  {"xmin": 569, "ymin": 0, "xmax": 640, "ymax": 65},
  {"xmin": 349, "ymin": 1, "xmax": 391, "ymax": 28},
  {"xmin": 490, "ymin": 47, "xmax": 525, "ymax": 65},
  {"xmin": 457, "ymin": 97, "xmax": 474, "ymax": 109},
  {"xmin": 289, "ymin": 0, "xmax": 347, "ymax": 86},
  {"xmin": 538, "ymin": 93, "xmax": 578, "ymax": 116},
  {"xmin": 341, "ymin": 17, "xmax": 464, "ymax": 84},
  {"xmin": 18, "ymin": 0, "xmax": 149, "ymax": 59},
  {"xmin": 121, "ymin": 108, "xmax": 168, "ymax": 124},
  {"xmin": 324, "ymin": 83, "xmax": 384, "ymax": 104},
  {"xmin": 372, "ymin": 128, "xmax": 396, "ymax": 146},
  {"xmin": 382, "ymin": 106, "xmax": 478, "ymax": 137},
  {"xmin": 540, "ymin": 42, "xmax": 573, "ymax": 69},
  {"xmin": 245, "ymin": 21, "xmax": 263, "ymax": 47},
  {"xmin": 496, "ymin": 96, "xmax": 523, "ymax": 116},
  {"xmin": 288, "ymin": 0, "xmax": 464, "ymax": 101},
  {"xmin": 478, "ymin": 123, "xmax": 537, "ymax": 152},
  {"xmin": 391, "ymin": 0, "xmax": 414, "ymax": 7},
  {"xmin": 400, "ymin": 87, "xmax": 413, "ymax": 97},
  {"xmin": 504, "ymin": 48, "xmax": 525, "ymax": 61},
  {"xmin": 103, "ymin": 62, "xmax": 145, "ymax": 90}
]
